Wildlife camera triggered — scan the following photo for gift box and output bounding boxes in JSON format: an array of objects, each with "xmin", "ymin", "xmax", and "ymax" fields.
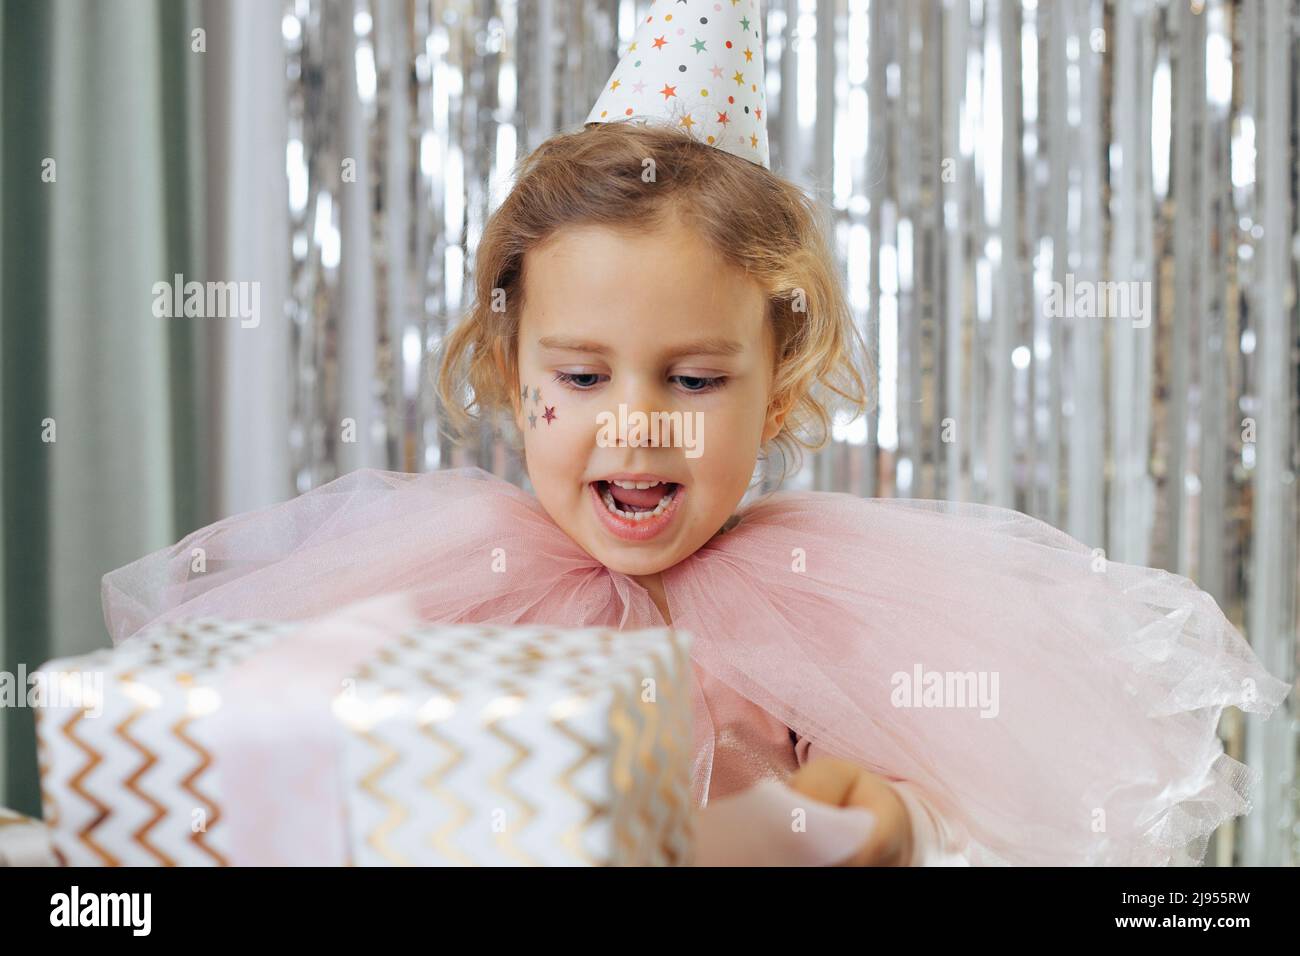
[
  {"xmin": 33, "ymin": 601, "xmax": 695, "ymax": 866},
  {"xmin": 0, "ymin": 807, "xmax": 56, "ymax": 866}
]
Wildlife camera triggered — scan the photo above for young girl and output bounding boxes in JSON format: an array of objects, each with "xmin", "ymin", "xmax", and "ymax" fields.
[
  {"xmin": 103, "ymin": 117, "xmax": 1290, "ymax": 866},
  {"xmin": 104, "ymin": 5, "xmax": 1289, "ymax": 866}
]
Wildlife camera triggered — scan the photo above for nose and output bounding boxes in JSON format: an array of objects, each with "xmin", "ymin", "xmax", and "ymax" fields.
[{"xmin": 603, "ymin": 374, "xmax": 681, "ymax": 448}]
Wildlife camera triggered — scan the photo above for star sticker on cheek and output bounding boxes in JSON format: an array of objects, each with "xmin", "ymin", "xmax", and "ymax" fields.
[
  {"xmin": 531, "ymin": 386, "xmax": 541, "ymax": 404},
  {"xmin": 528, "ymin": 411, "xmax": 538, "ymax": 429},
  {"xmin": 543, "ymin": 405, "xmax": 557, "ymax": 425}
]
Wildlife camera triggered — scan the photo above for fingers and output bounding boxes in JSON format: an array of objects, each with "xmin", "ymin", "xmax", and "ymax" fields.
[
  {"xmin": 786, "ymin": 757, "xmax": 914, "ymax": 867},
  {"xmin": 843, "ymin": 773, "xmax": 912, "ymax": 867},
  {"xmin": 785, "ymin": 756, "xmax": 862, "ymax": 806}
]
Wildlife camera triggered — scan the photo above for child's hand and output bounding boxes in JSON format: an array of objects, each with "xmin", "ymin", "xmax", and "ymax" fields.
[
  {"xmin": 691, "ymin": 779, "xmax": 879, "ymax": 867},
  {"xmin": 786, "ymin": 757, "xmax": 914, "ymax": 866}
]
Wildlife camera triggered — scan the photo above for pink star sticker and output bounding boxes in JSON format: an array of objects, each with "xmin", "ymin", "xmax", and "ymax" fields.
[{"xmin": 543, "ymin": 405, "xmax": 557, "ymax": 424}]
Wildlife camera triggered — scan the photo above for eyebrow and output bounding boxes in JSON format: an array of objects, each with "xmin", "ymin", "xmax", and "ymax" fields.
[{"xmin": 537, "ymin": 335, "xmax": 746, "ymax": 360}]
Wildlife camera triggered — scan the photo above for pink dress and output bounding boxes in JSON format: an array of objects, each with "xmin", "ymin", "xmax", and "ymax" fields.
[
  {"xmin": 699, "ymin": 668, "xmax": 961, "ymax": 865},
  {"xmin": 101, "ymin": 466, "xmax": 1290, "ymax": 865}
]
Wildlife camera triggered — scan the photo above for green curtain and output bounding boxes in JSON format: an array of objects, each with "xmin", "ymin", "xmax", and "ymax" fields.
[
  {"xmin": 1, "ymin": 0, "xmax": 205, "ymax": 817},
  {"xmin": 1, "ymin": 0, "xmax": 52, "ymax": 820}
]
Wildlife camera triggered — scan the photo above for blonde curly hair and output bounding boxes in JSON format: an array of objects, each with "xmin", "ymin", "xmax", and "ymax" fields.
[{"xmin": 434, "ymin": 120, "xmax": 875, "ymax": 483}]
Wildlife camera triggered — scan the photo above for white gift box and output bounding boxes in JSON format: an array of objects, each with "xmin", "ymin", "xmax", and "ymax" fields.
[
  {"xmin": 0, "ymin": 807, "xmax": 56, "ymax": 866},
  {"xmin": 34, "ymin": 615, "xmax": 694, "ymax": 866}
]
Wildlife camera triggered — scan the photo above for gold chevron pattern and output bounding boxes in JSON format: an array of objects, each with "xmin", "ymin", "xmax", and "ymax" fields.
[
  {"xmin": 635, "ymin": 664, "xmax": 663, "ymax": 852},
  {"xmin": 485, "ymin": 705, "xmax": 540, "ymax": 865},
  {"xmin": 36, "ymin": 620, "xmax": 279, "ymax": 866},
  {"xmin": 345, "ymin": 649, "xmax": 410, "ymax": 865},
  {"xmin": 34, "ymin": 706, "xmax": 58, "ymax": 829},
  {"xmin": 412, "ymin": 651, "xmax": 477, "ymax": 866},
  {"xmin": 421, "ymin": 723, "xmax": 475, "ymax": 866},
  {"xmin": 173, "ymin": 712, "xmax": 227, "ymax": 866},
  {"xmin": 36, "ymin": 619, "xmax": 692, "ymax": 867},
  {"xmin": 63, "ymin": 706, "xmax": 117, "ymax": 866},
  {"xmin": 33, "ymin": 706, "xmax": 69, "ymax": 866},
  {"xmin": 115, "ymin": 683, "xmax": 175, "ymax": 866},
  {"xmin": 608, "ymin": 679, "xmax": 641, "ymax": 861},
  {"xmin": 553, "ymin": 693, "xmax": 604, "ymax": 866},
  {"xmin": 341, "ymin": 623, "xmax": 693, "ymax": 865},
  {"xmin": 660, "ymin": 635, "xmax": 694, "ymax": 864},
  {"xmin": 360, "ymin": 730, "xmax": 408, "ymax": 864}
]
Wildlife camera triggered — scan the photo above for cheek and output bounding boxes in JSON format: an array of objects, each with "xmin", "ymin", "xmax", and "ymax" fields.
[
  {"xmin": 684, "ymin": 398, "xmax": 764, "ymax": 497},
  {"xmin": 518, "ymin": 380, "xmax": 586, "ymax": 469},
  {"xmin": 706, "ymin": 389, "xmax": 768, "ymax": 454}
]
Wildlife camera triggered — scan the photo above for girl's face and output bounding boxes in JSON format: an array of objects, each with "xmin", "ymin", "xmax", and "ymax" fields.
[{"xmin": 510, "ymin": 207, "xmax": 786, "ymax": 581}]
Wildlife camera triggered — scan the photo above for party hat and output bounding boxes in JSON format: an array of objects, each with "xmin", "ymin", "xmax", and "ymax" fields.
[{"xmin": 585, "ymin": 0, "xmax": 770, "ymax": 169}]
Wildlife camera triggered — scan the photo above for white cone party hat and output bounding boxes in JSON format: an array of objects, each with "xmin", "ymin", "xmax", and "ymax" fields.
[{"xmin": 585, "ymin": 0, "xmax": 770, "ymax": 169}]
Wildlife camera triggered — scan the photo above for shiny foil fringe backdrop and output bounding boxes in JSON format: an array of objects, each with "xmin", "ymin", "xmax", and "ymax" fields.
[{"xmin": 279, "ymin": 0, "xmax": 1300, "ymax": 865}]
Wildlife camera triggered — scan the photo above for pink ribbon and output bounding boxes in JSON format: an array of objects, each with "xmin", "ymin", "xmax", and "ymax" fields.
[{"xmin": 209, "ymin": 592, "xmax": 423, "ymax": 866}]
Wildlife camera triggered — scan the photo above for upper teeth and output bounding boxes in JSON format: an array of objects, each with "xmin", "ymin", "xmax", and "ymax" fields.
[{"xmin": 610, "ymin": 479, "xmax": 665, "ymax": 489}]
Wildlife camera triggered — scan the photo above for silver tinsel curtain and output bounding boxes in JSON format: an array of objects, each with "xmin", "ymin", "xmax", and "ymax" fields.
[{"xmin": 278, "ymin": 0, "xmax": 1298, "ymax": 865}]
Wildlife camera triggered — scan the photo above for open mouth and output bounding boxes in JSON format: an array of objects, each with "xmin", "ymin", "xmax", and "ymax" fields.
[{"xmin": 591, "ymin": 479, "xmax": 682, "ymax": 521}]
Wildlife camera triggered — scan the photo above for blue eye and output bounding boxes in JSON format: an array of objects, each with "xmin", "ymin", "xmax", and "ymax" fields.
[
  {"xmin": 553, "ymin": 371, "xmax": 604, "ymax": 390},
  {"xmin": 672, "ymin": 375, "xmax": 727, "ymax": 393},
  {"xmin": 551, "ymin": 371, "xmax": 727, "ymax": 393}
]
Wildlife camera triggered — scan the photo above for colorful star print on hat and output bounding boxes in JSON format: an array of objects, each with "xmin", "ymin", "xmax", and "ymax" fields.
[{"xmin": 585, "ymin": 0, "xmax": 770, "ymax": 169}]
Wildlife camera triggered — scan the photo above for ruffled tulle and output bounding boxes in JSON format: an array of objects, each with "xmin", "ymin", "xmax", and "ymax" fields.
[{"xmin": 102, "ymin": 466, "xmax": 1291, "ymax": 866}]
